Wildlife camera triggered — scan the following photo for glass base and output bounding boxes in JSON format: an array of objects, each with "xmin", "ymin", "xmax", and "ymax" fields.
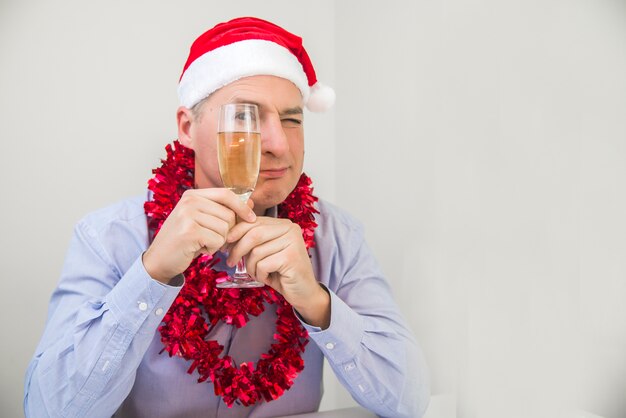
[{"xmin": 216, "ymin": 275, "xmax": 265, "ymax": 289}]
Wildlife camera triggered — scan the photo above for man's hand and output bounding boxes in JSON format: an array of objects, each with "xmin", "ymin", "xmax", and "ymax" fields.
[
  {"xmin": 226, "ymin": 217, "xmax": 330, "ymax": 328},
  {"xmin": 142, "ymin": 188, "xmax": 256, "ymax": 284}
]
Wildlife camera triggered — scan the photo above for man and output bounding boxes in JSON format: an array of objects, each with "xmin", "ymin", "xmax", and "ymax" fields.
[{"xmin": 24, "ymin": 17, "xmax": 429, "ymax": 418}]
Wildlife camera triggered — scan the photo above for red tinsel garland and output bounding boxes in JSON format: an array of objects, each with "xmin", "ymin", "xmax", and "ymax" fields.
[{"xmin": 144, "ymin": 141, "xmax": 319, "ymax": 407}]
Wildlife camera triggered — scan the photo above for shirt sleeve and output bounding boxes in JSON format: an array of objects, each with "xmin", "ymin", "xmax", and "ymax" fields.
[
  {"xmin": 300, "ymin": 227, "xmax": 430, "ymax": 418},
  {"xmin": 23, "ymin": 219, "xmax": 183, "ymax": 418}
]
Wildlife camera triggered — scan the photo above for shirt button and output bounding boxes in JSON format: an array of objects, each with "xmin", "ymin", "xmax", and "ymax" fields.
[
  {"xmin": 344, "ymin": 362, "xmax": 355, "ymax": 371},
  {"xmin": 325, "ymin": 342, "xmax": 335, "ymax": 350},
  {"xmin": 138, "ymin": 302, "xmax": 148, "ymax": 311},
  {"xmin": 155, "ymin": 308, "xmax": 164, "ymax": 316}
]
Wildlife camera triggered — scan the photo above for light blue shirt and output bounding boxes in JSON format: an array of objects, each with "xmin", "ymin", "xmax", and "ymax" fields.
[{"xmin": 24, "ymin": 193, "xmax": 429, "ymax": 417}]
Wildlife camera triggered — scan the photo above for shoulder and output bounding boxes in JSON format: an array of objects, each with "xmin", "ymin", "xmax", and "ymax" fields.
[
  {"xmin": 314, "ymin": 199, "xmax": 364, "ymax": 239},
  {"xmin": 72, "ymin": 194, "xmax": 150, "ymax": 274},
  {"xmin": 77, "ymin": 194, "xmax": 148, "ymax": 236},
  {"xmin": 310, "ymin": 199, "xmax": 379, "ymax": 289}
]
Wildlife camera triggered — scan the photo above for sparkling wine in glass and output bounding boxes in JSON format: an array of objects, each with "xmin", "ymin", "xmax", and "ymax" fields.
[{"xmin": 216, "ymin": 103, "xmax": 264, "ymax": 288}]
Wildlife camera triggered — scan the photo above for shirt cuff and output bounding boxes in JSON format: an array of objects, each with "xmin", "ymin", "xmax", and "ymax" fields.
[
  {"xmin": 105, "ymin": 255, "xmax": 184, "ymax": 334},
  {"xmin": 297, "ymin": 288, "xmax": 364, "ymax": 364}
]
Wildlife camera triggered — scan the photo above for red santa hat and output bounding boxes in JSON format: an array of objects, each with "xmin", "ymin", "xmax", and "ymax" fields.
[{"xmin": 177, "ymin": 17, "xmax": 335, "ymax": 112}]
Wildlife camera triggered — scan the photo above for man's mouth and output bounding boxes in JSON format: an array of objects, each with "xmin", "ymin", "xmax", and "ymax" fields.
[{"xmin": 259, "ymin": 167, "xmax": 288, "ymax": 179}]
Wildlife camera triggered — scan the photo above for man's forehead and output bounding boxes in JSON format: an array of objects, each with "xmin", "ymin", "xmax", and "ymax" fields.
[
  {"xmin": 218, "ymin": 77, "xmax": 304, "ymax": 113},
  {"xmin": 225, "ymin": 96, "xmax": 303, "ymax": 114}
]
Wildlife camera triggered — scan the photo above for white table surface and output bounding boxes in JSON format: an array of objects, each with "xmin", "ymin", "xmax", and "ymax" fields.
[
  {"xmin": 278, "ymin": 394, "xmax": 454, "ymax": 418},
  {"xmin": 279, "ymin": 406, "xmax": 377, "ymax": 418},
  {"xmin": 277, "ymin": 396, "xmax": 606, "ymax": 418}
]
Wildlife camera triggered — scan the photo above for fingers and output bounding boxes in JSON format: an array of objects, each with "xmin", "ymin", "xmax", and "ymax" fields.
[
  {"xmin": 226, "ymin": 216, "xmax": 290, "ymax": 243},
  {"xmin": 226, "ymin": 221, "xmax": 257, "ymax": 244},
  {"xmin": 143, "ymin": 188, "xmax": 256, "ymax": 282},
  {"xmin": 177, "ymin": 188, "xmax": 256, "ymax": 249},
  {"xmin": 191, "ymin": 227, "xmax": 227, "ymax": 256},
  {"xmin": 183, "ymin": 188, "xmax": 256, "ymax": 223},
  {"xmin": 244, "ymin": 237, "xmax": 290, "ymax": 280},
  {"xmin": 252, "ymin": 253, "xmax": 284, "ymax": 285},
  {"xmin": 226, "ymin": 220, "xmax": 292, "ymax": 266},
  {"xmin": 221, "ymin": 218, "xmax": 318, "ymax": 310},
  {"xmin": 194, "ymin": 204, "xmax": 235, "ymax": 234},
  {"xmin": 170, "ymin": 192, "xmax": 236, "ymax": 251},
  {"xmin": 193, "ymin": 213, "xmax": 231, "ymax": 244}
]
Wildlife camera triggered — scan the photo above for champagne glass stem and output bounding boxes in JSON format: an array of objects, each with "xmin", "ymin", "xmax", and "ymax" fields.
[
  {"xmin": 233, "ymin": 194, "xmax": 252, "ymax": 278},
  {"xmin": 233, "ymin": 257, "xmax": 248, "ymax": 279},
  {"xmin": 223, "ymin": 193, "xmax": 263, "ymax": 287}
]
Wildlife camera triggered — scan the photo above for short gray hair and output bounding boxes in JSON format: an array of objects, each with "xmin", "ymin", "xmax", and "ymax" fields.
[{"xmin": 190, "ymin": 96, "xmax": 209, "ymax": 121}]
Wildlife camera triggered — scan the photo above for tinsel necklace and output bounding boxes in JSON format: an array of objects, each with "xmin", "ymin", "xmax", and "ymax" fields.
[{"xmin": 144, "ymin": 141, "xmax": 318, "ymax": 407}]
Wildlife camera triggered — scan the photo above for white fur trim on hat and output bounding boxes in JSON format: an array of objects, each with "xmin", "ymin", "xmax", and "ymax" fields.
[
  {"xmin": 178, "ymin": 39, "xmax": 310, "ymax": 109},
  {"xmin": 306, "ymin": 82, "xmax": 335, "ymax": 112}
]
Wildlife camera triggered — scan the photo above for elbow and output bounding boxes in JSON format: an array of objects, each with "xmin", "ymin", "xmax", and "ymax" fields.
[
  {"xmin": 393, "ymin": 380, "xmax": 431, "ymax": 418},
  {"xmin": 398, "ymin": 346, "xmax": 431, "ymax": 418},
  {"xmin": 372, "ymin": 368, "xmax": 431, "ymax": 418},
  {"xmin": 23, "ymin": 356, "xmax": 70, "ymax": 418},
  {"xmin": 24, "ymin": 366, "xmax": 50, "ymax": 418},
  {"xmin": 415, "ymin": 381, "xmax": 431, "ymax": 418},
  {"xmin": 410, "ymin": 337, "xmax": 431, "ymax": 418},
  {"xmin": 24, "ymin": 358, "xmax": 40, "ymax": 418},
  {"xmin": 414, "ymin": 350, "xmax": 431, "ymax": 418}
]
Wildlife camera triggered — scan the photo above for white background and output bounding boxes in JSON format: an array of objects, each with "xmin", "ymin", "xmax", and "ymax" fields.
[{"xmin": 1, "ymin": 1, "xmax": 625, "ymax": 417}]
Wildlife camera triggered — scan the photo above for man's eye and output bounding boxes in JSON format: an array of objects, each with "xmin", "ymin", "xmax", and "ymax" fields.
[
  {"xmin": 235, "ymin": 112, "xmax": 256, "ymax": 122},
  {"xmin": 282, "ymin": 118, "xmax": 302, "ymax": 125}
]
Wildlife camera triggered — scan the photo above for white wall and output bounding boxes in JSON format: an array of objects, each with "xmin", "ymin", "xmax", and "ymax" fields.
[
  {"xmin": 335, "ymin": 1, "xmax": 626, "ymax": 417},
  {"xmin": 2, "ymin": 1, "xmax": 626, "ymax": 417}
]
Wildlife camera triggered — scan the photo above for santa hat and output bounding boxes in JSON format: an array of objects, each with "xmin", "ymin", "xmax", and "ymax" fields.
[{"xmin": 177, "ymin": 17, "xmax": 335, "ymax": 112}]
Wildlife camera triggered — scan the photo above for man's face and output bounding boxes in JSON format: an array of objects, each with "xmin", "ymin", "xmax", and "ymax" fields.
[{"xmin": 181, "ymin": 75, "xmax": 305, "ymax": 214}]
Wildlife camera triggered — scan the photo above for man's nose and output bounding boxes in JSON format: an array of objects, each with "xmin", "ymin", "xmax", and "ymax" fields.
[{"xmin": 260, "ymin": 114, "xmax": 289, "ymax": 156}]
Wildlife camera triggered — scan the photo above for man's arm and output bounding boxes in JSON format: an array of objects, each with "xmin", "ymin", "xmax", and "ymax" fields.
[
  {"xmin": 24, "ymin": 219, "xmax": 182, "ymax": 418},
  {"xmin": 24, "ymin": 188, "xmax": 254, "ymax": 417},
  {"xmin": 226, "ymin": 205, "xmax": 430, "ymax": 417},
  {"xmin": 303, "ymin": 214, "xmax": 430, "ymax": 418}
]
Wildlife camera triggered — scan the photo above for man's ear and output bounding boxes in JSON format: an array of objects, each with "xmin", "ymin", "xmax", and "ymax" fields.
[{"xmin": 177, "ymin": 106, "xmax": 194, "ymax": 149}]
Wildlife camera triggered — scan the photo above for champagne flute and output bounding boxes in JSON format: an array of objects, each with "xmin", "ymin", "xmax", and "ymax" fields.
[{"xmin": 216, "ymin": 103, "xmax": 264, "ymax": 288}]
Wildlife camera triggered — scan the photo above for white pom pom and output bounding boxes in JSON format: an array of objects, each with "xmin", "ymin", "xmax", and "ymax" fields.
[{"xmin": 306, "ymin": 82, "xmax": 335, "ymax": 112}]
